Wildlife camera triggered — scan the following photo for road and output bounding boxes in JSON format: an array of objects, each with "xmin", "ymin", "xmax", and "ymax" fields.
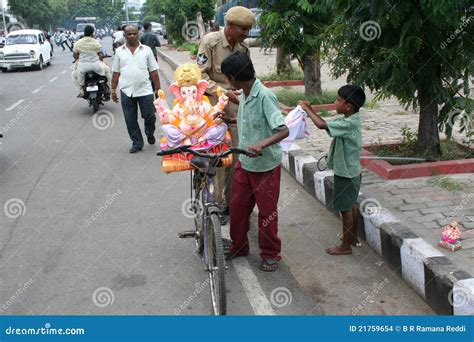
[{"xmin": 0, "ymin": 37, "xmax": 433, "ymax": 315}]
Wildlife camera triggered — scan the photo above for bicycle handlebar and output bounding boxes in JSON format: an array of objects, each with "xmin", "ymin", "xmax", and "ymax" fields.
[{"xmin": 156, "ymin": 145, "xmax": 258, "ymax": 158}]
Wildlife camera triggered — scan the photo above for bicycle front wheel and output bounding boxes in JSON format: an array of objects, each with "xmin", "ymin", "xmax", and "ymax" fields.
[{"xmin": 206, "ymin": 213, "xmax": 226, "ymax": 315}]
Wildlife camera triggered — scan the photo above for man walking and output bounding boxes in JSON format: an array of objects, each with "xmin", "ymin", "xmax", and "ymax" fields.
[
  {"xmin": 111, "ymin": 25, "xmax": 161, "ymax": 153},
  {"xmin": 196, "ymin": 6, "xmax": 256, "ymax": 224},
  {"xmin": 140, "ymin": 21, "xmax": 161, "ymax": 60}
]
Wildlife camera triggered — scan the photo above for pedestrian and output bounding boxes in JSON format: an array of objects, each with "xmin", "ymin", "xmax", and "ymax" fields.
[
  {"xmin": 111, "ymin": 25, "xmax": 161, "ymax": 154},
  {"xmin": 219, "ymin": 51, "xmax": 289, "ymax": 272},
  {"xmin": 113, "ymin": 25, "xmax": 126, "ymax": 54},
  {"xmin": 140, "ymin": 21, "xmax": 161, "ymax": 61},
  {"xmin": 60, "ymin": 30, "xmax": 72, "ymax": 51},
  {"xmin": 197, "ymin": 6, "xmax": 256, "ymax": 225},
  {"xmin": 298, "ymin": 85, "xmax": 366, "ymax": 255}
]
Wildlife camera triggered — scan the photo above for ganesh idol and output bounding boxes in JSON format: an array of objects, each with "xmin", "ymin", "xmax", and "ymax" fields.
[{"xmin": 154, "ymin": 63, "xmax": 230, "ymax": 150}]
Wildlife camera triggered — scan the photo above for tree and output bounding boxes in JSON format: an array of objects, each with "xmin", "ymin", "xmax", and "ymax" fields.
[
  {"xmin": 8, "ymin": 0, "xmax": 54, "ymax": 29},
  {"xmin": 259, "ymin": 1, "xmax": 334, "ymax": 95},
  {"xmin": 325, "ymin": 1, "xmax": 473, "ymax": 157},
  {"xmin": 157, "ymin": 0, "xmax": 215, "ymax": 45}
]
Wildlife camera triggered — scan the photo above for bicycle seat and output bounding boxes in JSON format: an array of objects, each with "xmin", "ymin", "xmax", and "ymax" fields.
[{"xmin": 190, "ymin": 156, "xmax": 210, "ymax": 171}]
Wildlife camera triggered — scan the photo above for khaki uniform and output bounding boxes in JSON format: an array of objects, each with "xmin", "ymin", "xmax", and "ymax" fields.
[{"xmin": 197, "ymin": 29, "xmax": 250, "ymax": 208}]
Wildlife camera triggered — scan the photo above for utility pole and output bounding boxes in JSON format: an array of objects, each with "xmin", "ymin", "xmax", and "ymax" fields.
[
  {"xmin": 1, "ymin": 0, "xmax": 7, "ymax": 34},
  {"xmin": 125, "ymin": 0, "xmax": 129, "ymax": 25}
]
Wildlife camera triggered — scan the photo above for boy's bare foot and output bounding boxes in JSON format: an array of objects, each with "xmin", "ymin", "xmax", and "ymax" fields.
[
  {"xmin": 325, "ymin": 246, "xmax": 352, "ymax": 255},
  {"xmin": 337, "ymin": 233, "xmax": 362, "ymax": 247}
]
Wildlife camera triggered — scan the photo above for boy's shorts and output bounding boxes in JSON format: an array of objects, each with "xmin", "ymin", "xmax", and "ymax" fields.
[{"xmin": 333, "ymin": 174, "xmax": 362, "ymax": 212}]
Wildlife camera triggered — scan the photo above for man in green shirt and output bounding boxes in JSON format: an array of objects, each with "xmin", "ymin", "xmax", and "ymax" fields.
[
  {"xmin": 299, "ymin": 85, "xmax": 366, "ymax": 255},
  {"xmin": 218, "ymin": 51, "xmax": 289, "ymax": 272}
]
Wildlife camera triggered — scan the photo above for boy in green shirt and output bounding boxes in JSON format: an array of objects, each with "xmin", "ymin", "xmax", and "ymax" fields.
[
  {"xmin": 299, "ymin": 85, "xmax": 366, "ymax": 255},
  {"xmin": 218, "ymin": 51, "xmax": 289, "ymax": 271}
]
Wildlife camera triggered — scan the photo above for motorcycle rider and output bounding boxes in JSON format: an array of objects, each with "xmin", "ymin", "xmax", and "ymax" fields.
[{"xmin": 71, "ymin": 25, "xmax": 112, "ymax": 97}]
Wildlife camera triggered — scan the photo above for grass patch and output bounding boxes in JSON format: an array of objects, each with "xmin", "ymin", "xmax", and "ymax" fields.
[
  {"xmin": 369, "ymin": 140, "xmax": 474, "ymax": 165},
  {"xmin": 275, "ymin": 89, "xmax": 337, "ymax": 108},
  {"xmin": 173, "ymin": 43, "xmax": 198, "ymax": 55},
  {"xmin": 427, "ymin": 177, "xmax": 463, "ymax": 192},
  {"xmin": 364, "ymin": 99, "xmax": 380, "ymax": 110},
  {"xmin": 260, "ymin": 69, "xmax": 304, "ymax": 81}
]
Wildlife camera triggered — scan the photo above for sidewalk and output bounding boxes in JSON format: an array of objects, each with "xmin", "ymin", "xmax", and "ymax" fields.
[{"xmin": 156, "ymin": 44, "xmax": 474, "ymax": 315}]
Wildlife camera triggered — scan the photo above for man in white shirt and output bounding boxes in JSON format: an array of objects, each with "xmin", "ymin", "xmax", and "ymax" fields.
[{"xmin": 111, "ymin": 25, "xmax": 161, "ymax": 153}]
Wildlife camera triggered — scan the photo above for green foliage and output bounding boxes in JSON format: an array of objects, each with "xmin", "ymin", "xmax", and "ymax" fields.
[
  {"xmin": 275, "ymin": 89, "xmax": 337, "ymax": 107},
  {"xmin": 155, "ymin": 0, "xmax": 215, "ymax": 45},
  {"xmin": 323, "ymin": 1, "xmax": 473, "ymax": 156},
  {"xmin": 64, "ymin": 0, "xmax": 126, "ymax": 30},
  {"xmin": 365, "ymin": 99, "xmax": 380, "ymax": 110},
  {"xmin": 8, "ymin": 0, "xmax": 55, "ymax": 29},
  {"xmin": 427, "ymin": 177, "xmax": 463, "ymax": 192},
  {"xmin": 142, "ymin": 15, "xmax": 161, "ymax": 23},
  {"xmin": 260, "ymin": 68, "xmax": 304, "ymax": 81}
]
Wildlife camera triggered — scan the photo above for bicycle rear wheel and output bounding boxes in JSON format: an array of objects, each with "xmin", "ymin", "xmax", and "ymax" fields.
[{"xmin": 206, "ymin": 213, "xmax": 226, "ymax": 315}]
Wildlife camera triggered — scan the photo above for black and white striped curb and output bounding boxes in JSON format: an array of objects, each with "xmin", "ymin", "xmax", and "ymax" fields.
[{"xmin": 283, "ymin": 144, "xmax": 474, "ymax": 315}]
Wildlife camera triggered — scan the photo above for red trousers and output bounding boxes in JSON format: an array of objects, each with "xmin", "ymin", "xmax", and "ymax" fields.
[{"xmin": 229, "ymin": 161, "xmax": 282, "ymax": 260}]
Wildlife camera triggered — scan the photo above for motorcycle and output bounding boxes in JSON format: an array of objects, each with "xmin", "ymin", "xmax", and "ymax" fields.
[{"xmin": 83, "ymin": 71, "xmax": 110, "ymax": 113}]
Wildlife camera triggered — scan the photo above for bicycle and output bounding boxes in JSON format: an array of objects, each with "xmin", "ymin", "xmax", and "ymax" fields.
[{"xmin": 157, "ymin": 144, "xmax": 256, "ymax": 315}]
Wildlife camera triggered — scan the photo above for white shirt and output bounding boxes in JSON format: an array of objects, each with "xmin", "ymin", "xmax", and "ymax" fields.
[
  {"xmin": 114, "ymin": 31, "xmax": 126, "ymax": 44},
  {"xmin": 112, "ymin": 43, "xmax": 159, "ymax": 97}
]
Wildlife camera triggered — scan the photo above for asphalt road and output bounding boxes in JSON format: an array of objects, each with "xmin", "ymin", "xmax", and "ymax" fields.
[{"xmin": 0, "ymin": 37, "xmax": 433, "ymax": 315}]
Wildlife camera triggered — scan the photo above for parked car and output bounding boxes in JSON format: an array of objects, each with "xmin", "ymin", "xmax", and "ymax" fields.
[
  {"xmin": 151, "ymin": 22, "xmax": 163, "ymax": 35},
  {"xmin": 0, "ymin": 29, "xmax": 52, "ymax": 72}
]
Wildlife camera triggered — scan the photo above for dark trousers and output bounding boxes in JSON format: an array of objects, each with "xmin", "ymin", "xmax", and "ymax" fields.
[
  {"xmin": 61, "ymin": 40, "xmax": 72, "ymax": 51},
  {"xmin": 120, "ymin": 91, "xmax": 156, "ymax": 149},
  {"xmin": 229, "ymin": 161, "xmax": 282, "ymax": 260}
]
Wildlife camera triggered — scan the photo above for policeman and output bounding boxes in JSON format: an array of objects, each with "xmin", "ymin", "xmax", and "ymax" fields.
[{"xmin": 197, "ymin": 6, "xmax": 256, "ymax": 224}]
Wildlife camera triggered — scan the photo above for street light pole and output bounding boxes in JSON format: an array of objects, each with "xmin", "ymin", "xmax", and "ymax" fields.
[
  {"xmin": 125, "ymin": 0, "xmax": 129, "ymax": 25},
  {"xmin": 1, "ymin": 0, "xmax": 7, "ymax": 34}
]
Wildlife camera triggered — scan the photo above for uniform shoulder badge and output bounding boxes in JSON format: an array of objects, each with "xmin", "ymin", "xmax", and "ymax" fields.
[{"xmin": 197, "ymin": 53, "xmax": 208, "ymax": 65}]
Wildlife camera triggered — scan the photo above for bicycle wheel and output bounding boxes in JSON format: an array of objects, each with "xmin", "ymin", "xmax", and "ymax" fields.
[{"xmin": 206, "ymin": 213, "xmax": 226, "ymax": 315}]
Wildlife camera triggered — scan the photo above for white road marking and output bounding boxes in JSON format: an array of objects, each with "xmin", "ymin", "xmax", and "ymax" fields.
[
  {"xmin": 49, "ymin": 77, "xmax": 58, "ymax": 83},
  {"xmin": 232, "ymin": 258, "xmax": 276, "ymax": 315},
  {"xmin": 60, "ymin": 70, "xmax": 67, "ymax": 74},
  {"xmin": 6, "ymin": 99, "xmax": 25, "ymax": 111},
  {"xmin": 32, "ymin": 86, "xmax": 45, "ymax": 94}
]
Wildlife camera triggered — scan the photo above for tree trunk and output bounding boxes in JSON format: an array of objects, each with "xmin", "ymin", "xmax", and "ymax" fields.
[
  {"xmin": 417, "ymin": 87, "xmax": 441, "ymax": 157},
  {"xmin": 276, "ymin": 48, "xmax": 292, "ymax": 74},
  {"xmin": 303, "ymin": 49, "xmax": 322, "ymax": 96}
]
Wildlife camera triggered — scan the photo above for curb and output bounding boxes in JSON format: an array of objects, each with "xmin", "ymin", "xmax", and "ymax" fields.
[
  {"xmin": 284, "ymin": 144, "xmax": 474, "ymax": 315},
  {"xmin": 156, "ymin": 47, "xmax": 474, "ymax": 315}
]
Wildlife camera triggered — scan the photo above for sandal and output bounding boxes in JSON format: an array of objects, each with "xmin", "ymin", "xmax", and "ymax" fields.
[
  {"xmin": 325, "ymin": 246, "xmax": 352, "ymax": 255},
  {"xmin": 260, "ymin": 259, "xmax": 279, "ymax": 272}
]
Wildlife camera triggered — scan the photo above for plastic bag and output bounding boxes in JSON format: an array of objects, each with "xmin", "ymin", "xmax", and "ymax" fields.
[{"xmin": 280, "ymin": 105, "xmax": 310, "ymax": 152}]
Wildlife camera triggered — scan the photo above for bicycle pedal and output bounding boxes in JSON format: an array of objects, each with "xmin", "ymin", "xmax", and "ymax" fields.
[{"xmin": 178, "ymin": 230, "xmax": 197, "ymax": 239}]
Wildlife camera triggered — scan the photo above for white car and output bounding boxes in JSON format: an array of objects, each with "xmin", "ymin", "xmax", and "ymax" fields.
[{"xmin": 0, "ymin": 29, "xmax": 52, "ymax": 72}]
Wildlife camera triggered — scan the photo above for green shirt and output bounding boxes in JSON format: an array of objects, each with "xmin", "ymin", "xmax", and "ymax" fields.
[
  {"xmin": 327, "ymin": 112, "xmax": 362, "ymax": 178},
  {"xmin": 237, "ymin": 79, "xmax": 286, "ymax": 172}
]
